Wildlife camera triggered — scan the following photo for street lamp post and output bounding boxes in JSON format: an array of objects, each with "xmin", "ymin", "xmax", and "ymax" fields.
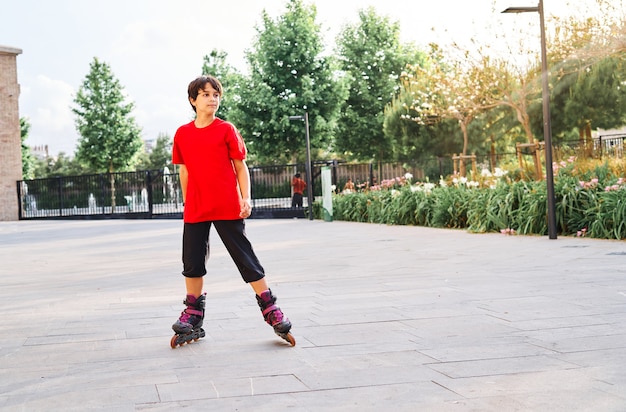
[
  {"xmin": 503, "ymin": 0, "xmax": 557, "ymax": 239},
  {"xmin": 288, "ymin": 112, "xmax": 314, "ymax": 220}
]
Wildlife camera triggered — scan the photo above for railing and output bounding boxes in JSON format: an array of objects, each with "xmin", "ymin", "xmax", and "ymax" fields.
[
  {"xmin": 18, "ymin": 170, "xmax": 182, "ymax": 220},
  {"xmin": 17, "ymin": 162, "xmax": 443, "ymax": 220},
  {"xmin": 16, "ymin": 140, "xmax": 622, "ymax": 221}
]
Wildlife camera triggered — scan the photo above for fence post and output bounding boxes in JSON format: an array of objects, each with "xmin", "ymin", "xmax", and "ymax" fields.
[
  {"xmin": 57, "ymin": 177, "xmax": 63, "ymax": 217},
  {"xmin": 146, "ymin": 171, "xmax": 153, "ymax": 218},
  {"xmin": 99, "ymin": 174, "xmax": 106, "ymax": 215},
  {"xmin": 15, "ymin": 181, "xmax": 23, "ymax": 219}
]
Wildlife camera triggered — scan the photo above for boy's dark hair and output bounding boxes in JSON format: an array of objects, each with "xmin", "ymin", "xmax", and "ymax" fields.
[
  {"xmin": 295, "ymin": 173, "xmax": 301, "ymax": 178},
  {"xmin": 187, "ymin": 75, "xmax": 223, "ymax": 113}
]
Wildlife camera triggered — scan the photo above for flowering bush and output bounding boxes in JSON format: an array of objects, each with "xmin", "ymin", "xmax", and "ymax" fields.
[{"xmin": 329, "ymin": 160, "xmax": 626, "ymax": 240}]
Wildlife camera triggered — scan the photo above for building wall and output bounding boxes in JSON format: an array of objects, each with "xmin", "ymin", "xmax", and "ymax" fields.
[{"xmin": 0, "ymin": 45, "xmax": 23, "ymax": 221}]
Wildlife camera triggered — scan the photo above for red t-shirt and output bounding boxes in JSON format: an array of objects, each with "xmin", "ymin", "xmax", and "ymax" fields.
[
  {"xmin": 172, "ymin": 118, "xmax": 247, "ymax": 223},
  {"xmin": 292, "ymin": 178, "xmax": 306, "ymax": 194}
]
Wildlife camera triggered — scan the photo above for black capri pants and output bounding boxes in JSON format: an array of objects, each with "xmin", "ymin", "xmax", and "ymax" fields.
[{"xmin": 182, "ymin": 219, "xmax": 265, "ymax": 283}]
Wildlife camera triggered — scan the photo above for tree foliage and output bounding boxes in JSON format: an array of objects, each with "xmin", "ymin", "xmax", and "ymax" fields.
[
  {"xmin": 533, "ymin": 14, "xmax": 626, "ymax": 147},
  {"xmin": 201, "ymin": 49, "xmax": 245, "ymax": 123},
  {"xmin": 72, "ymin": 57, "xmax": 143, "ymax": 174},
  {"xmin": 334, "ymin": 7, "xmax": 417, "ymax": 161},
  {"xmin": 20, "ymin": 117, "xmax": 36, "ymax": 179},
  {"xmin": 383, "ymin": 85, "xmax": 461, "ymax": 164},
  {"xmin": 136, "ymin": 133, "xmax": 173, "ymax": 172},
  {"xmin": 32, "ymin": 152, "xmax": 87, "ymax": 178},
  {"xmin": 232, "ymin": 0, "xmax": 346, "ymax": 164},
  {"xmin": 402, "ymin": 46, "xmax": 500, "ymax": 157}
]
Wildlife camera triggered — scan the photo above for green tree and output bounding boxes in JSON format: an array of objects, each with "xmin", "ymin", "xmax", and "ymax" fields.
[
  {"xmin": 33, "ymin": 152, "xmax": 88, "ymax": 178},
  {"xmin": 335, "ymin": 7, "xmax": 419, "ymax": 161},
  {"xmin": 232, "ymin": 0, "xmax": 346, "ymax": 164},
  {"xmin": 541, "ymin": 55, "xmax": 626, "ymax": 147},
  {"xmin": 20, "ymin": 117, "xmax": 36, "ymax": 179},
  {"xmin": 384, "ymin": 88, "xmax": 461, "ymax": 165},
  {"xmin": 136, "ymin": 133, "xmax": 173, "ymax": 172},
  {"xmin": 72, "ymin": 57, "xmax": 143, "ymax": 210},
  {"xmin": 201, "ymin": 49, "xmax": 245, "ymax": 123},
  {"xmin": 528, "ymin": 14, "xmax": 626, "ymax": 154},
  {"xmin": 404, "ymin": 51, "xmax": 499, "ymax": 155}
]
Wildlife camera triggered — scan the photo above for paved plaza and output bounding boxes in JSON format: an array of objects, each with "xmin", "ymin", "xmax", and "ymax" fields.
[{"xmin": 0, "ymin": 218, "xmax": 625, "ymax": 411}]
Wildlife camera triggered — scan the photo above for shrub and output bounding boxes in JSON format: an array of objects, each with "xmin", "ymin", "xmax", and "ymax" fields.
[{"xmin": 329, "ymin": 159, "xmax": 626, "ymax": 240}]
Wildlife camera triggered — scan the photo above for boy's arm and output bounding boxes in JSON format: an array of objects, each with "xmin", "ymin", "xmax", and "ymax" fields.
[
  {"xmin": 232, "ymin": 159, "xmax": 252, "ymax": 218},
  {"xmin": 178, "ymin": 164, "xmax": 188, "ymax": 203}
]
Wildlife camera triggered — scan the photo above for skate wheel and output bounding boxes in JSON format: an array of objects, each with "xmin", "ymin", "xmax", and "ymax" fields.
[
  {"xmin": 170, "ymin": 335, "xmax": 178, "ymax": 349},
  {"xmin": 282, "ymin": 333, "xmax": 296, "ymax": 347}
]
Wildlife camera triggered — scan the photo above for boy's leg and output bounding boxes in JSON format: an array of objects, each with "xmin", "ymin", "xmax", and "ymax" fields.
[
  {"xmin": 173, "ymin": 222, "xmax": 211, "ymax": 334},
  {"xmin": 185, "ymin": 277, "xmax": 204, "ymax": 298},
  {"xmin": 213, "ymin": 219, "xmax": 265, "ymax": 284},
  {"xmin": 249, "ymin": 278, "xmax": 269, "ymax": 295},
  {"xmin": 181, "ymin": 221, "xmax": 212, "ymax": 296},
  {"xmin": 213, "ymin": 220, "xmax": 292, "ymax": 334}
]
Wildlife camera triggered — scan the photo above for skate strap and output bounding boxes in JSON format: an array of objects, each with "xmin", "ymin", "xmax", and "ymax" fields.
[
  {"xmin": 185, "ymin": 308, "xmax": 203, "ymax": 316},
  {"xmin": 262, "ymin": 304, "xmax": 278, "ymax": 316}
]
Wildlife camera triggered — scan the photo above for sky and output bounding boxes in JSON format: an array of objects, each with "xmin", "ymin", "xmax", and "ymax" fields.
[{"xmin": 1, "ymin": 0, "xmax": 596, "ymax": 156}]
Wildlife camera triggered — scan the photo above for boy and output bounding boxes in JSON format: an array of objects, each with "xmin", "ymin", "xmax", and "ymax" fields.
[{"xmin": 170, "ymin": 75, "xmax": 294, "ymax": 347}]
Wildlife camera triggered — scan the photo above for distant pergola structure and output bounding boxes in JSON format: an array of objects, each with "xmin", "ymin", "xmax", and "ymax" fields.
[{"xmin": 0, "ymin": 45, "xmax": 23, "ymax": 221}]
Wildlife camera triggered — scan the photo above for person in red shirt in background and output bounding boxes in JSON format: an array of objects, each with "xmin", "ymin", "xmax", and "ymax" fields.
[
  {"xmin": 170, "ymin": 75, "xmax": 294, "ymax": 347},
  {"xmin": 291, "ymin": 173, "xmax": 306, "ymax": 208}
]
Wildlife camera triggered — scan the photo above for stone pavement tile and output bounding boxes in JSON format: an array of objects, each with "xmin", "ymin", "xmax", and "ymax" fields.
[
  {"xmin": 1, "ymin": 346, "xmax": 183, "ymax": 393},
  {"xmin": 433, "ymin": 368, "xmax": 626, "ymax": 411},
  {"xmin": 509, "ymin": 314, "xmax": 620, "ymax": 331},
  {"xmin": 432, "ymin": 368, "xmax": 606, "ymax": 396},
  {"xmin": 515, "ymin": 323, "xmax": 622, "ymax": 341},
  {"xmin": 296, "ymin": 321, "xmax": 416, "ymax": 347},
  {"xmin": 157, "ymin": 373, "xmax": 307, "ymax": 402},
  {"xmin": 2, "ymin": 384, "xmax": 157, "ymax": 412},
  {"xmin": 558, "ymin": 347, "xmax": 626, "ymax": 400},
  {"xmin": 507, "ymin": 388, "xmax": 625, "ymax": 412},
  {"xmin": 528, "ymin": 333, "xmax": 626, "ymax": 353},
  {"xmin": 420, "ymin": 341, "xmax": 557, "ymax": 363},
  {"xmin": 301, "ymin": 347, "xmax": 436, "ymax": 368},
  {"xmin": 297, "ymin": 341, "xmax": 431, "ymax": 359},
  {"xmin": 143, "ymin": 381, "xmax": 464, "ymax": 412},
  {"xmin": 474, "ymin": 295, "xmax": 603, "ymax": 323},
  {"xmin": 293, "ymin": 362, "xmax": 442, "ymax": 391},
  {"xmin": 559, "ymin": 346, "xmax": 626, "ymax": 369},
  {"xmin": 426, "ymin": 354, "xmax": 580, "ymax": 379},
  {"xmin": 290, "ymin": 382, "xmax": 465, "ymax": 412}
]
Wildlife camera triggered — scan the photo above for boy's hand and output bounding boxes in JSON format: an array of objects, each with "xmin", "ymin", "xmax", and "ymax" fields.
[{"xmin": 240, "ymin": 198, "xmax": 252, "ymax": 218}]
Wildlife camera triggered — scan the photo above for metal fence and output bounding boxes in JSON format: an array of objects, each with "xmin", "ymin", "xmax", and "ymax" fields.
[
  {"xmin": 17, "ymin": 161, "xmax": 443, "ymax": 220},
  {"xmin": 16, "ymin": 137, "xmax": 624, "ymax": 221},
  {"xmin": 18, "ymin": 170, "xmax": 182, "ymax": 220}
]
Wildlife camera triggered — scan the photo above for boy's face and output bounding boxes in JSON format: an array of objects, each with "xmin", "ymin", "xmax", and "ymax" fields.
[{"xmin": 190, "ymin": 84, "xmax": 220, "ymax": 116}]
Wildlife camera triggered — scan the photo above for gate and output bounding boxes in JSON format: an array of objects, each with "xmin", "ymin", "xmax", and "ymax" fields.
[
  {"xmin": 16, "ymin": 161, "xmax": 436, "ymax": 221},
  {"xmin": 17, "ymin": 166, "xmax": 312, "ymax": 220}
]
